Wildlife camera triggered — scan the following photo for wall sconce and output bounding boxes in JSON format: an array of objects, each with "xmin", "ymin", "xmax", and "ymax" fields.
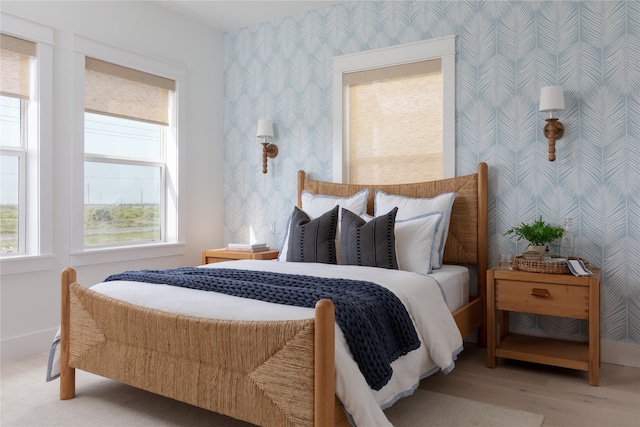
[
  {"xmin": 539, "ymin": 86, "xmax": 565, "ymax": 162},
  {"xmin": 257, "ymin": 119, "xmax": 277, "ymax": 174}
]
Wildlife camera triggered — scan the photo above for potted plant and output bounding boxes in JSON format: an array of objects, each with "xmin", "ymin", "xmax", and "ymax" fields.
[{"xmin": 504, "ymin": 216, "xmax": 564, "ymax": 254}]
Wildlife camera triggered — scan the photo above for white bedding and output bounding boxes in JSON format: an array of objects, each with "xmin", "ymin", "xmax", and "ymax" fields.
[
  {"xmin": 50, "ymin": 260, "xmax": 464, "ymax": 427},
  {"xmin": 429, "ymin": 264, "xmax": 470, "ymax": 313}
]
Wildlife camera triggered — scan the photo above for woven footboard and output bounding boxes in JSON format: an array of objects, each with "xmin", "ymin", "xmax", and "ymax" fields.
[{"xmin": 59, "ymin": 268, "xmax": 342, "ymax": 426}]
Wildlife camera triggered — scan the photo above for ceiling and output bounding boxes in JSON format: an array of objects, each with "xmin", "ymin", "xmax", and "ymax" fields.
[{"xmin": 150, "ymin": 1, "xmax": 343, "ymax": 32}]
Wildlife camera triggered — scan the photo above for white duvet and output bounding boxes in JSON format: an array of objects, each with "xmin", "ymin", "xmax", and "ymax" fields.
[{"xmin": 50, "ymin": 260, "xmax": 463, "ymax": 426}]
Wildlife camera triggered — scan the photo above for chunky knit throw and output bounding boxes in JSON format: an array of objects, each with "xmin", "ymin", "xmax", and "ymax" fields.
[{"xmin": 105, "ymin": 267, "xmax": 421, "ymax": 390}]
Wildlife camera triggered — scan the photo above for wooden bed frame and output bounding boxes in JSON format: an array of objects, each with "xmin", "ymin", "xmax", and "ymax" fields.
[{"xmin": 59, "ymin": 162, "xmax": 488, "ymax": 426}]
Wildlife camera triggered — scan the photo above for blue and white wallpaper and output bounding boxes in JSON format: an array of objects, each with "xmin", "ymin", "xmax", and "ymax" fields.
[{"xmin": 224, "ymin": 1, "xmax": 639, "ymax": 347}]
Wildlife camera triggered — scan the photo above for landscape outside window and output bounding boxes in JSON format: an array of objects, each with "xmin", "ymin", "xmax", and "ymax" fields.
[
  {"xmin": 84, "ymin": 113, "xmax": 163, "ymax": 246},
  {"xmin": 0, "ymin": 96, "xmax": 23, "ymax": 254}
]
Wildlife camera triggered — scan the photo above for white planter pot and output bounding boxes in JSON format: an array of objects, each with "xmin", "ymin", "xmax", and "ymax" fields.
[{"xmin": 527, "ymin": 245, "xmax": 546, "ymax": 254}]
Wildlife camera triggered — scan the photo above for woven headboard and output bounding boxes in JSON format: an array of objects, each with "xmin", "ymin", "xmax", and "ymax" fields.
[{"xmin": 298, "ymin": 163, "xmax": 488, "ymax": 302}]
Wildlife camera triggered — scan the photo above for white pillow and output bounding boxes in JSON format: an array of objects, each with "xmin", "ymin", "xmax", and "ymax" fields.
[
  {"xmin": 361, "ymin": 211, "xmax": 443, "ymax": 275},
  {"xmin": 375, "ymin": 190, "xmax": 456, "ymax": 269},
  {"xmin": 395, "ymin": 212, "xmax": 443, "ymax": 275},
  {"xmin": 278, "ymin": 188, "xmax": 369, "ymax": 261}
]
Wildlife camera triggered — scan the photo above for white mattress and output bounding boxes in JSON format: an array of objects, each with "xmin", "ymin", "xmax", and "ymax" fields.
[{"xmin": 429, "ymin": 264, "xmax": 469, "ymax": 313}]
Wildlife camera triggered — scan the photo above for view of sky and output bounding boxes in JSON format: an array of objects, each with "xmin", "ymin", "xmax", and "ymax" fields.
[
  {"xmin": 1, "ymin": 97, "xmax": 21, "ymax": 205},
  {"xmin": 84, "ymin": 113, "xmax": 163, "ymax": 205},
  {"xmin": 1, "ymin": 98, "xmax": 163, "ymax": 205}
]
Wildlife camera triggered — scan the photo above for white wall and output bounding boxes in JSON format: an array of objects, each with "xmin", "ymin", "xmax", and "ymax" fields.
[{"xmin": 0, "ymin": 1, "xmax": 225, "ymax": 360}]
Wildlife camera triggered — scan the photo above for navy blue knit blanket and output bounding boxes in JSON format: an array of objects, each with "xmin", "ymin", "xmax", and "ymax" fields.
[{"xmin": 104, "ymin": 267, "xmax": 421, "ymax": 391}]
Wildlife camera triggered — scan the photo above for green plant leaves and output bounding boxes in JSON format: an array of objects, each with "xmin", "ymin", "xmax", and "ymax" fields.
[{"xmin": 504, "ymin": 215, "xmax": 564, "ymax": 246}]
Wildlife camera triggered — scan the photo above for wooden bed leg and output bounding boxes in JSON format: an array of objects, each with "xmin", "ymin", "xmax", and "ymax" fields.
[
  {"xmin": 60, "ymin": 267, "xmax": 76, "ymax": 400},
  {"xmin": 314, "ymin": 299, "xmax": 335, "ymax": 426}
]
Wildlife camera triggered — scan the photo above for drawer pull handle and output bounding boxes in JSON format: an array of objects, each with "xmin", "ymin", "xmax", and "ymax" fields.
[{"xmin": 530, "ymin": 288, "xmax": 550, "ymax": 297}]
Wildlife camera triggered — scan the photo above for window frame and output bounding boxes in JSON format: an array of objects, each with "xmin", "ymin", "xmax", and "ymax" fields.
[
  {"xmin": 0, "ymin": 13, "xmax": 54, "ymax": 275},
  {"xmin": 70, "ymin": 35, "xmax": 186, "ymax": 266},
  {"xmin": 332, "ymin": 35, "xmax": 456, "ymax": 183}
]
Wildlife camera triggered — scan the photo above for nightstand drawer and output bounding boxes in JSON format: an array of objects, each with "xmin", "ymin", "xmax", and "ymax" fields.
[{"xmin": 495, "ymin": 279, "xmax": 589, "ymax": 319}]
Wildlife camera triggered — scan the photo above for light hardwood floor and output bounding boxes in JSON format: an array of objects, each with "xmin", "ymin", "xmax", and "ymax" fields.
[
  {"xmin": 2, "ymin": 344, "xmax": 639, "ymax": 426},
  {"xmin": 421, "ymin": 344, "xmax": 640, "ymax": 427}
]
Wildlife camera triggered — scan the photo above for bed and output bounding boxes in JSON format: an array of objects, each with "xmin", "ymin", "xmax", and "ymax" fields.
[{"xmin": 57, "ymin": 162, "xmax": 488, "ymax": 426}]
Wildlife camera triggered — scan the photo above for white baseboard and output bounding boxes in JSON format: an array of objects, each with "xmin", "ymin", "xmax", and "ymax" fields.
[
  {"xmin": 1, "ymin": 328, "xmax": 58, "ymax": 362},
  {"xmin": 602, "ymin": 340, "xmax": 640, "ymax": 367}
]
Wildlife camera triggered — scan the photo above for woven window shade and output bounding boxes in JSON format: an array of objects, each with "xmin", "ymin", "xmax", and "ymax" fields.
[
  {"xmin": 0, "ymin": 34, "xmax": 36, "ymax": 100},
  {"xmin": 345, "ymin": 59, "xmax": 443, "ymax": 185},
  {"xmin": 85, "ymin": 57, "xmax": 175, "ymax": 126}
]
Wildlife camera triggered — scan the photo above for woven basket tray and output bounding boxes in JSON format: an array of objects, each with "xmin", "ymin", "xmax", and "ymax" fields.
[{"xmin": 512, "ymin": 256, "xmax": 590, "ymax": 274}]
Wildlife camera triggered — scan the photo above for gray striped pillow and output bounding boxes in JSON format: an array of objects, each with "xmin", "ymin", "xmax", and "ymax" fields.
[
  {"xmin": 286, "ymin": 205, "xmax": 338, "ymax": 264},
  {"xmin": 340, "ymin": 207, "xmax": 398, "ymax": 269}
]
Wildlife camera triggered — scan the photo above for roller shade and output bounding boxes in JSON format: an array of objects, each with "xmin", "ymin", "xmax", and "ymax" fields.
[
  {"xmin": 0, "ymin": 34, "xmax": 36, "ymax": 100},
  {"xmin": 344, "ymin": 59, "xmax": 441, "ymax": 86},
  {"xmin": 345, "ymin": 59, "xmax": 443, "ymax": 185},
  {"xmin": 85, "ymin": 57, "xmax": 175, "ymax": 126}
]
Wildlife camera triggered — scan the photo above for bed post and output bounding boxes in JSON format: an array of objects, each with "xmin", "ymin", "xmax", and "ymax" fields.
[
  {"xmin": 477, "ymin": 162, "xmax": 488, "ymax": 347},
  {"xmin": 298, "ymin": 170, "xmax": 306, "ymax": 208},
  {"xmin": 60, "ymin": 267, "xmax": 76, "ymax": 400},
  {"xmin": 314, "ymin": 299, "xmax": 335, "ymax": 426}
]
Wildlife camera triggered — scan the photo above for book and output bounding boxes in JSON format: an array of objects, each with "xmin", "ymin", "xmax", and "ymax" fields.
[
  {"xmin": 226, "ymin": 247, "xmax": 270, "ymax": 253},
  {"xmin": 227, "ymin": 243, "xmax": 268, "ymax": 251}
]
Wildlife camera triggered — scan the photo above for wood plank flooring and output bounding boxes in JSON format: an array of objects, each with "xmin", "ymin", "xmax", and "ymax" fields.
[
  {"xmin": 2, "ymin": 345, "xmax": 639, "ymax": 426},
  {"xmin": 420, "ymin": 344, "xmax": 640, "ymax": 427}
]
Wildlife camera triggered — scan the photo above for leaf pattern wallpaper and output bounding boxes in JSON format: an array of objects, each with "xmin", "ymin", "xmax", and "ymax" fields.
[{"xmin": 224, "ymin": 1, "xmax": 639, "ymax": 347}]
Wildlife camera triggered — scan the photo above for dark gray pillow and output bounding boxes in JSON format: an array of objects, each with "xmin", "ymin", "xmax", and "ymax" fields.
[
  {"xmin": 286, "ymin": 205, "xmax": 338, "ymax": 264},
  {"xmin": 340, "ymin": 207, "xmax": 398, "ymax": 269}
]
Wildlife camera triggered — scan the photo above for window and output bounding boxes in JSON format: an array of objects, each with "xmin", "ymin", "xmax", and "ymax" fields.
[
  {"xmin": 71, "ymin": 36, "xmax": 185, "ymax": 264},
  {"xmin": 0, "ymin": 15, "xmax": 54, "ymax": 274},
  {"xmin": 1, "ymin": 35, "xmax": 35, "ymax": 256},
  {"xmin": 83, "ymin": 58, "xmax": 173, "ymax": 247},
  {"xmin": 345, "ymin": 59, "xmax": 443, "ymax": 184},
  {"xmin": 333, "ymin": 36, "xmax": 456, "ymax": 184}
]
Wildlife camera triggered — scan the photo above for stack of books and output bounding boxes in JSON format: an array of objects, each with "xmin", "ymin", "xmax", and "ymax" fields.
[{"xmin": 227, "ymin": 243, "xmax": 269, "ymax": 252}]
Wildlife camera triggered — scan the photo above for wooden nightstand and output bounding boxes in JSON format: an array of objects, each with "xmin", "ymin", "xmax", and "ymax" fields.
[
  {"xmin": 487, "ymin": 266, "xmax": 601, "ymax": 386},
  {"xmin": 201, "ymin": 248, "xmax": 280, "ymax": 265}
]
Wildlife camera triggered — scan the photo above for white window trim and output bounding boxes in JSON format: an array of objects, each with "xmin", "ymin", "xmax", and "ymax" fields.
[
  {"xmin": 69, "ymin": 35, "xmax": 187, "ymax": 266},
  {"xmin": 332, "ymin": 35, "xmax": 456, "ymax": 183},
  {"xmin": 0, "ymin": 13, "xmax": 54, "ymax": 275}
]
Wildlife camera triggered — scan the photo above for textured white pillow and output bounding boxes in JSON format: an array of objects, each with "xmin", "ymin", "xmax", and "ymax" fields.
[
  {"xmin": 375, "ymin": 190, "xmax": 456, "ymax": 269},
  {"xmin": 278, "ymin": 189, "xmax": 369, "ymax": 261},
  {"xmin": 394, "ymin": 212, "xmax": 443, "ymax": 275}
]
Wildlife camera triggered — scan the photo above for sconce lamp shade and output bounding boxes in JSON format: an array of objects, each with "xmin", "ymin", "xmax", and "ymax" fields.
[
  {"xmin": 257, "ymin": 119, "xmax": 274, "ymax": 138},
  {"xmin": 539, "ymin": 86, "xmax": 565, "ymax": 113}
]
